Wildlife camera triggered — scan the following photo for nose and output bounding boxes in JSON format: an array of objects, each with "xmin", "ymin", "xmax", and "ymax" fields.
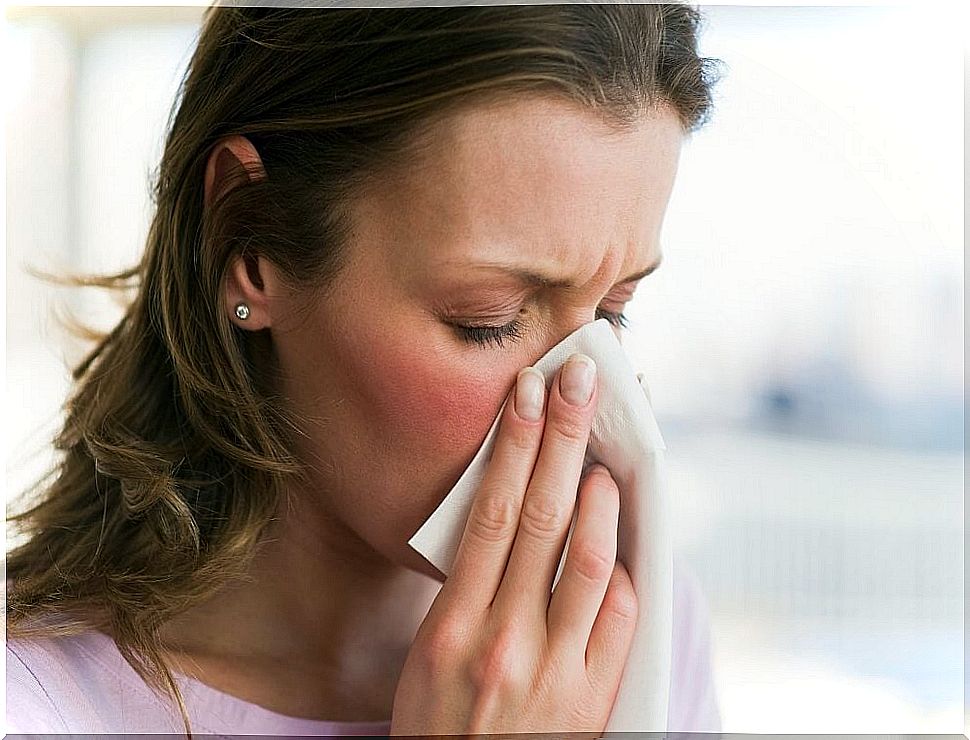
[
  {"xmin": 540, "ymin": 310, "xmax": 624, "ymax": 359},
  {"xmin": 577, "ymin": 306, "xmax": 626, "ymax": 344}
]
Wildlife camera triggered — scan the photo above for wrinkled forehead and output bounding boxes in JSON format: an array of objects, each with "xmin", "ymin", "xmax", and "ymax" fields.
[{"xmin": 347, "ymin": 94, "xmax": 684, "ymax": 290}]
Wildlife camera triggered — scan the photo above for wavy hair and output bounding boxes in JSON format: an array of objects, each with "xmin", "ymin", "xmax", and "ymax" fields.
[{"xmin": 6, "ymin": 4, "xmax": 721, "ymax": 735}]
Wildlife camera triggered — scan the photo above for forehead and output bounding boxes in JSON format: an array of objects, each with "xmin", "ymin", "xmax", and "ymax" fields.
[
  {"xmin": 401, "ymin": 93, "xmax": 682, "ymax": 196},
  {"xmin": 352, "ymin": 94, "xmax": 684, "ymax": 283}
]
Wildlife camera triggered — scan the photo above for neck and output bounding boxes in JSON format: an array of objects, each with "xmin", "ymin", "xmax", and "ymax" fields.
[{"xmin": 157, "ymin": 488, "xmax": 442, "ymax": 722}]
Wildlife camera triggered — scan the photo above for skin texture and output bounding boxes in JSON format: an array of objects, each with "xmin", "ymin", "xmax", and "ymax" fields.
[{"xmin": 157, "ymin": 95, "xmax": 683, "ymax": 722}]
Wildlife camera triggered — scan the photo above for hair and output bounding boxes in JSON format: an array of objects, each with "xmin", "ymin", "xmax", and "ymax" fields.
[{"xmin": 7, "ymin": 3, "xmax": 721, "ymax": 736}]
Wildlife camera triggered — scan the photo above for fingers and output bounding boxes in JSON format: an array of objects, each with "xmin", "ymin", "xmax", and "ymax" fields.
[
  {"xmin": 545, "ymin": 464, "xmax": 619, "ymax": 661},
  {"xmin": 444, "ymin": 366, "xmax": 547, "ymax": 614},
  {"xmin": 492, "ymin": 353, "xmax": 597, "ymax": 626},
  {"xmin": 584, "ymin": 559, "xmax": 638, "ymax": 686}
]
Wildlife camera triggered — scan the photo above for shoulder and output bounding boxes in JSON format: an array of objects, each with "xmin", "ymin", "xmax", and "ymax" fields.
[
  {"xmin": 6, "ymin": 630, "xmax": 105, "ymax": 734},
  {"xmin": 6, "ymin": 637, "xmax": 71, "ymax": 733},
  {"xmin": 669, "ymin": 553, "xmax": 722, "ymax": 732},
  {"xmin": 6, "ymin": 629, "xmax": 181, "ymax": 734}
]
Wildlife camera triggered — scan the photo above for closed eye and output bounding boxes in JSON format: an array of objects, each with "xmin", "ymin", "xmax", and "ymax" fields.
[
  {"xmin": 453, "ymin": 305, "xmax": 629, "ymax": 349},
  {"xmin": 596, "ymin": 307, "xmax": 629, "ymax": 329}
]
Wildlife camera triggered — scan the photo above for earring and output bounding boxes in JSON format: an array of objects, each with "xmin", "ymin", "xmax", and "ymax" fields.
[{"xmin": 234, "ymin": 303, "xmax": 251, "ymax": 320}]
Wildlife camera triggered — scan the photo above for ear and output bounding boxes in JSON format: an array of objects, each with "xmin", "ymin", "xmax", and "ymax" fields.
[
  {"xmin": 226, "ymin": 252, "xmax": 283, "ymax": 331},
  {"xmin": 205, "ymin": 136, "xmax": 276, "ymax": 330},
  {"xmin": 203, "ymin": 134, "xmax": 266, "ymax": 211}
]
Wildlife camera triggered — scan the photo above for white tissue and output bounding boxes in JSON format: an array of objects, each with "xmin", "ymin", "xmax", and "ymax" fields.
[{"xmin": 408, "ymin": 318, "xmax": 670, "ymax": 732}]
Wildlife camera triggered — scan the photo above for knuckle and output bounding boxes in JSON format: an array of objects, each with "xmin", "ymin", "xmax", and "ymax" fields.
[
  {"xmin": 519, "ymin": 492, "xmax": 569, "ymax": 538},
  {"xmin": 550, "ymin": 405, "xmax": 591, "ymax": 444},
  {"xmin": 572, "ymin": 544, "xmax": 615, "ymax": 584},
  {"xmin": 468, "ymin": 626, "xmax": 524, "ymax": 692},
  {"xmin": 583, "ymin": 465, "xmax": 619, "ymax": 497},
  {"xmin": 470, "ymin": 493, "xmax": 519, "ymax": 544},
  {"xmin": 503, "ymin": 417, "xmax": 538, "ymax": 451},
  {"xmin": 608, "ymin": 572, "xmax": 639, "ymax": 623}
]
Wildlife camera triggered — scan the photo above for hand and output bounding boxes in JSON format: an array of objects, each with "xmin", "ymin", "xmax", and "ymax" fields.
[{"xmin": 391, "ymin": 353, "xmax": 637, "ymax": 735}]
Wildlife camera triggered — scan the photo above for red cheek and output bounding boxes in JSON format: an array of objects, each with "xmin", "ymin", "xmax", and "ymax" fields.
[
  {"xmin": 377, "ymin": 347, "xmax": 503, "ymax": 451},
  {"xmin": 334, "ymin": 322, "xmax": 510, "ymax": 473}
]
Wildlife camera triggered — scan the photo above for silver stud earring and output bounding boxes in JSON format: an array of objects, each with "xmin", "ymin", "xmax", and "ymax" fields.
[{"xmin": 234, "ymin": 303, "xmax": 250, "ymax": 320}]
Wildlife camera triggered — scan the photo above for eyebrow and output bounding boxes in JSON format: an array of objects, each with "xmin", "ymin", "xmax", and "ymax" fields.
[{"xmin": 464, "ymin": 255, "xmax": 663, "ymax": 289}]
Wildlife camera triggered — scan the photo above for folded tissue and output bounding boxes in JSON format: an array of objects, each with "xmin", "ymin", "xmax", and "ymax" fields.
[{"xmin": 408, "ymin": 317, "xmax": 670, "ymax": 732}]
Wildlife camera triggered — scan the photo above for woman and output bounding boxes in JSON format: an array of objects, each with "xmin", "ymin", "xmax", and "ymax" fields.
[{"xmin": 7, "ymin": 4, "xmax": 722, "ymax": 736}]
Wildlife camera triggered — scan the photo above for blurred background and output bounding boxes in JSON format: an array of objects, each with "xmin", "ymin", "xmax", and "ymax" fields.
[{"xmin": 4, "ymin": 3, "xmax": 965, "ymax": 734}]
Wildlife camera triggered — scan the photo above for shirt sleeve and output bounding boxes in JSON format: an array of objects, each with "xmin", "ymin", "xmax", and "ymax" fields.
[
  {"xmin": 6, "ymin": 642, "xmax": 71, "ymax": 734},
  {"xmin": 668, "ymin": 554, "xmax": 723, "ymax": 732}
]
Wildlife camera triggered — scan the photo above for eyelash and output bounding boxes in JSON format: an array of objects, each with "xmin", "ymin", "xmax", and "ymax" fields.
[{"xmin": 455, "ymin": 308, "xmax": 629, "ymax": 349}]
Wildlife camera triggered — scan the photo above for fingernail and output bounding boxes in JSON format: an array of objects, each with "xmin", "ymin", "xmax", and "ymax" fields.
[
  {"xmin": 515, "ymin": 367, "xmax": 545, "ymax": 421},
  {"xmin": 560, "ymin": 353, "xmax": 596, "ymax": 407}
]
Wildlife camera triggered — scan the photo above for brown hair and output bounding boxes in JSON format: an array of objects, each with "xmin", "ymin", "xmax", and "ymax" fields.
[{"xmin": 7, "ymin": 4, "xmax": 720, "ymax": 735}]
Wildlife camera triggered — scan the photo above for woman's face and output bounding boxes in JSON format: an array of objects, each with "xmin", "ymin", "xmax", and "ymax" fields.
[{"xmin": 267, "ymin": 96, "xmax": 684, "ymax": 579}]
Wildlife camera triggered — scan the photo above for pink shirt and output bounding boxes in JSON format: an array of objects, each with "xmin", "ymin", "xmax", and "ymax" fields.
[{"xmin": 6, "ymin": 555, "xmax": 720, "ymax": 734}]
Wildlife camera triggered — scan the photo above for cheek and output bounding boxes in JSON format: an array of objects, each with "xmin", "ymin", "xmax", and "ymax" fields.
[
  {"xmin": 348, "ymin": 331, "xmax": 506, "ymax": 461},
  {"xmin": 334, "ymin": 323, "xmax": 515, "ymax": 572}
]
